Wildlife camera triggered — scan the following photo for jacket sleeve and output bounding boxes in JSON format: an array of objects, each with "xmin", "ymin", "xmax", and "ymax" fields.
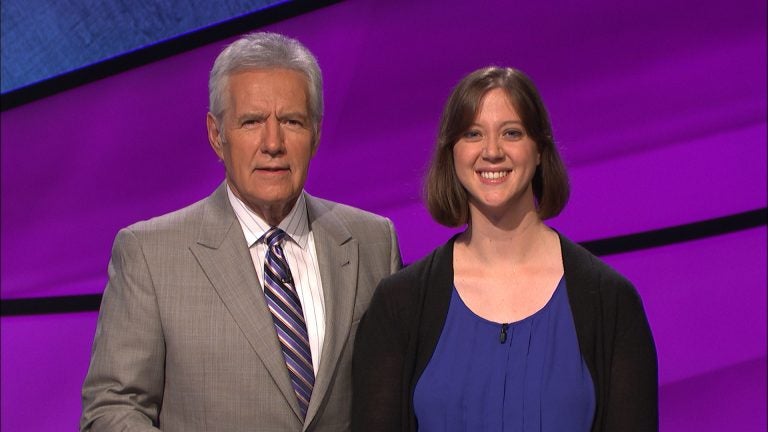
[
  {"xmin": 352, "ymin": 277, "xmax": 411, "ymax": 431},
  {"xmin": 605, "ymin": 280, "xmax": 659, "ymax": 431},
  {"xmin": 80, "ymin": 228, "xmax": 164, "ymax": 431}
]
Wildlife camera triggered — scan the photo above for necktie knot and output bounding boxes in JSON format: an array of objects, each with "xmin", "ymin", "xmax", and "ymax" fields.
[{"xmin": 265, "ymin": 227, "xmax": 287, "ymax": 248}]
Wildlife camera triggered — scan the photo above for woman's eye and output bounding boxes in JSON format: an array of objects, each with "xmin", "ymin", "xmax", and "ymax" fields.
[
  {"xmin": 462, "ymin": 130, "xmax": 481, "ymax": 139},
  {"xmin": 504, "ymin": 129, "xmax": 523, "ymax": 138}
]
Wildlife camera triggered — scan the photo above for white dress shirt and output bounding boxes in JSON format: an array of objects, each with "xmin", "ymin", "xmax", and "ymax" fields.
[{"xmin": 227, "ymin": 186, "xmax": 325, "ymax": 374}]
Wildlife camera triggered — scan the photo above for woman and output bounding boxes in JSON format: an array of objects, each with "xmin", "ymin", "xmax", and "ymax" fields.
[{"xmin": 352, "ymin": 67, "xmax": 657, "ymax": 431}]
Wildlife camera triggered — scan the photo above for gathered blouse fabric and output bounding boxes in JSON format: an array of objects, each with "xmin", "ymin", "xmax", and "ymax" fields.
[
  {"xmin": 352, "ymin": 234, "xmax": 658, "ymax": 432},
  {"xmin": 414, "ymin": 279, "xmax": 596, "ymax": 431}
]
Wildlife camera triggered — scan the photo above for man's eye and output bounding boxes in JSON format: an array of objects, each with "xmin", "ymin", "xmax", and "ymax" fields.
[
  {"xmin": 283, "ymin": 119, "xmax": 303, "ymax": 127},
  {"xmin": 241, "ymin": 116, "xmax": 267, "ymax": 128}
]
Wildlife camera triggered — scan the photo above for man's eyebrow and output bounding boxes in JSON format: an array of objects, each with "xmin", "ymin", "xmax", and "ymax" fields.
[
  {"xmin": 236, "ymin": 112, "xmax": 268, "ymax": 122},
  {"xmin": 278, "ymin": 111, "xmax": 309, "ymax": 119}
]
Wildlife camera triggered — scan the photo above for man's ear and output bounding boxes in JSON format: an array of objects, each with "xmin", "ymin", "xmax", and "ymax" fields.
[
  {"xmin": 207, "ymin": 112, "xmax": 225, "ymax": 159},
  {"xmin": 311, "ymin": 123, "xmax": 321, "ymax": 157}
]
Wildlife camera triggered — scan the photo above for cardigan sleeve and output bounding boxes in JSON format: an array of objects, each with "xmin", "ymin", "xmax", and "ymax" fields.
[
  {"xmin": 604, "ymin": 278, "xmax": 659, "ymax": 431},
  {"xmin": 352, "ymin": 276, "xmax": 413, "ymax": 431}
]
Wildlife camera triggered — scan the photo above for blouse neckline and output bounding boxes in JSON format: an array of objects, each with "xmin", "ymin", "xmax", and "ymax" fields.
[{"xmin": 451, "ymin": 275, "xmax": 565, "ymax": 326}]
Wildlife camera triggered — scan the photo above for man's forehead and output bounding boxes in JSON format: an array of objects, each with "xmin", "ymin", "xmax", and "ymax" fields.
[
  {"xmin": 228, "ymin": 68, "xmax": 307, "ymax": 92},
  {"xmin": 228, "ymin": 67, "xmax": 308, "ymax": 86}
]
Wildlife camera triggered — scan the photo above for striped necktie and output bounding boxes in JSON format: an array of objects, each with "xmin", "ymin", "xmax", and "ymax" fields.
[{"xmin": 263, "ymin": 227, "xmax": 314, "ymax": 419}]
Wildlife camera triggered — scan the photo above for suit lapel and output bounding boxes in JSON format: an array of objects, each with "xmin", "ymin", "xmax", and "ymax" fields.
[
  {"xmin": 189, "ymin": 184, "xmax": 303, "ymax": 420},
  {"xmin": 303, "ymin": 196, "xmax": 358, "ymax": 427}
]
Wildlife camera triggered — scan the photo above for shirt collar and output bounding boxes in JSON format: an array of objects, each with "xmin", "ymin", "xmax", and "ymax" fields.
[{"xmin": 226, "ymin": 184, "xmax": 310, "ymax": 249}]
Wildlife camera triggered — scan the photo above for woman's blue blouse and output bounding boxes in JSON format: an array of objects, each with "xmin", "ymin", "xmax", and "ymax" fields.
[{"xmin": 414, "ymin": 277, "xmax": 595, "ymax": 431}]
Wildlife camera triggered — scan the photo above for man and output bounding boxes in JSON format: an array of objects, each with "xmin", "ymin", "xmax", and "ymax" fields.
[{"xmin": 81, "ymin": 32, "xmax": 401, "ymax": 431}]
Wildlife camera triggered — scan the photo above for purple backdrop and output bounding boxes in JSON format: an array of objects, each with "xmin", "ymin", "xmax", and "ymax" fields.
[{"xmin": 1, "ymin": 0, "xmax": 766, "ymax": 430}]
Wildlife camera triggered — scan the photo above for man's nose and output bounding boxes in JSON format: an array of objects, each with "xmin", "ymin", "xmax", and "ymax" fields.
[{"xmin": 261, "ymin": 117, "xmax": 285, "ymax": 155}]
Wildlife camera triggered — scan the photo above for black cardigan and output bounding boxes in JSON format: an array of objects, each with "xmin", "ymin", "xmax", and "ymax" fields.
[{"xmin": 352, "ymin": 233, "xmax": 658, "ymax": 431}]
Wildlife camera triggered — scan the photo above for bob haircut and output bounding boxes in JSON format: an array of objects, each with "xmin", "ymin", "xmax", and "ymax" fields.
[
  {"xmin": 208, "ymin": 32, "xmax": 323, "ymax": 144},
  {"xmin": 425, "ymin": 66, "xmax": 569, "ymax": 227}
]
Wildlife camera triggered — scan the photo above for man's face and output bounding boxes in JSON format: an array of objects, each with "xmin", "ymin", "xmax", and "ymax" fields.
[{"xmin": 207, "ymin": 68, "xmax": 317, "ymax": 225}]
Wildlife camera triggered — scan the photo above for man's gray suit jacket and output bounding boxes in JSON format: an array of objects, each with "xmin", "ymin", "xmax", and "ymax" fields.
[{"xmin": 81, "ymin": 183, "xmax": 402, "ymax": 431}]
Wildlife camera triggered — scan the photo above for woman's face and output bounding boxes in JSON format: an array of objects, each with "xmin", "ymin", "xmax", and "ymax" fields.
[{"xmin": 453, "ymin": 88, "xmax": 540, "ymax": 218}]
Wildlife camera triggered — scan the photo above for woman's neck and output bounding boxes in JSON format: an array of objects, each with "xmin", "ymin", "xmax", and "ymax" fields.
[{"xmin": 458, "ymin": 205, "xmax": 553, "ymax": 266}]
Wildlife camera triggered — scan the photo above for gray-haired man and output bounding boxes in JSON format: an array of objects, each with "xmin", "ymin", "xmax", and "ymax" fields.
[{"xmin": 81, "ymin": 32, "xmax": 401, "ymax": 431}]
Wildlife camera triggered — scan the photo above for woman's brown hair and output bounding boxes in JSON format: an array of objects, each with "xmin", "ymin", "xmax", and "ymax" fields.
[{"xmin": 424, "ymin": 66, "xmax": 569, "ymax": 227}]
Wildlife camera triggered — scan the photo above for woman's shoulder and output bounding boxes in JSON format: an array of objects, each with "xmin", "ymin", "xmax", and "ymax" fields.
[
  {"xmin": 559, "ymin": 234, "xmax": 637, "ymax": 296},
  {"xmin": 375, "ymin": 239, "xmax": 454, "ymax": 301}
]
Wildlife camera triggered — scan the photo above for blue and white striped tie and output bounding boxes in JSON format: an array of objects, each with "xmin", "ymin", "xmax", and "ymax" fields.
[{"xmin": 263, "ymin": 227, "xmax": 314, "ymax": 419}]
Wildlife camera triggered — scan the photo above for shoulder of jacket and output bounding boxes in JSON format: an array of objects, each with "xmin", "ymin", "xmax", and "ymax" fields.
[
  {"xmin": 308, "ymin": 195, "xmax": 391, "ymax": 224},
  {"xmin": 379, "ymin": 241, "xmax": 449, "ymax": 291},
  {"xmin": 561, "ymin": 233, "xmax": 639, "ymax": 300},
  {"xmin": 118, "ymin": 195, "xmax": 211, "ymax": 241}
]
